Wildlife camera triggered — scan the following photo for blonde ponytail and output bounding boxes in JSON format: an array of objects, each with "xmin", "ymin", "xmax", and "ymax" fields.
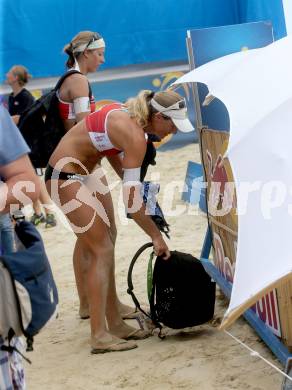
[
  {"xmin": 125, "ymin": 90, "xmax": 154, "ymax": 129},
  {"xmin": 63, "ymin": 43, "xmax": 75, "ymax": 68}
]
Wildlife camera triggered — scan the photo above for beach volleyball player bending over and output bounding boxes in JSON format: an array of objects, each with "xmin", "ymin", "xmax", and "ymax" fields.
[{"xmin": 45, "ymin": 89, "xmax": 193, "ymax": 354}]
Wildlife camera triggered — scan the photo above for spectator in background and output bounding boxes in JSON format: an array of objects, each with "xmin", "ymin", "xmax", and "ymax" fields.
[
  {"xmin": 0, "ymin": 103, "xmax": 40, "ymax": 389},
  {"xmin": 6, "ymin": 65, "xmax": 35, "ymax": 125},
  {"xmin": 6, "ymin": 65, "xmax": 57, "ymax": 228},
  {"xmin": 2, "ymin": 66, "xmax": 35, "ymax": 251}
]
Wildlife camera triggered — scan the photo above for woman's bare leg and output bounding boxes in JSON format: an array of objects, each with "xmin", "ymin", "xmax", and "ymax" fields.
[
  {"xmin": 92, "ymin": 176, "xmax": 148, "ymax": 337},
  {"xmin": 38, "ymin": 179, "xmax": 55, "ymax": 216},
  {"xmin": 47, "ymin": 177, "xmax": 139, "ymax": 351},
  {"xmin": 74, "ymin": 172, "xmax": 136, "ymax": 320},
  {"xmin": 32, "ymin": 199, "xmax": 43, "ymax": 215},
  {"xmin": 73, "ymin": 238, "xmax": 89, "ymax": 318},
  {"xmin": 32, "ymin": 178, "xmax": 56, "ymax": 227},
  {"xmin": 86, "ymin": 238, "xmax": 112, "ymax": 337},
  {"xmin": 94, "ymin": 175, "xmax": 138, "ymax": 320}
]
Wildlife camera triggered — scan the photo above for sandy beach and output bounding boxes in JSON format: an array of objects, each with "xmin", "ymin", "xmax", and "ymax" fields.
[{"xmin": 24, "ymin": 142, "xmax": 283, "ymax": 389}]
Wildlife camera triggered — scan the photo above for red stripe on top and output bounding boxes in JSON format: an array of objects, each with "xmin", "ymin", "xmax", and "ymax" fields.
[
  {"xmin": 85, "ymin": 103, "xmax": 123, "ymax": 133},
  {"xmin": 102, "ymin": 148, "xmax": 121, "ymax": 156},
  {"xmin": 85, "ymin": 103, "xmax": 124, "ymax": 156},
  {"xmin": 58, "ymin": 95, "xmax": 96, "ymax": 120},
  {"xmin": 58, "ymin": 102, "xmax": 70, "ymax": 120}
]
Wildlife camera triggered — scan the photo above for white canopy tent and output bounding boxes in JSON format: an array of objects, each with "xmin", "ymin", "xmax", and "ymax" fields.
[
  {"xmin": 283, "ymin": 0, "xmax": 292, "ymax": 36},
  {"xmin": 174, "ymin": 35, "xmax": 292, "ymax": 328}
]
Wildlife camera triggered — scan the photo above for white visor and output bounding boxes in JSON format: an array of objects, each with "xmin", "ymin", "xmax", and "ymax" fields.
[
  {"xmin": 150, "ymin": 98, "xmax": 194, "ymax": 133},
  {"xmin": 73, "ymin": 38, "xmax": 106, "ymax": 53}
]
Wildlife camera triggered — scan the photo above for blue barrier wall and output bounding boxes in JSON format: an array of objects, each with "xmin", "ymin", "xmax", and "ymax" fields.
[
  {"xmin": 238, "ymin": 0, "xmax": 286, "ymax": 40},
  {"xmin": 0, "ymin": 0, "xmax": 286, "ymax": 81},
  {"xmin": 0, "ymin": 0, "xmax": 238, "ymax": 81}
]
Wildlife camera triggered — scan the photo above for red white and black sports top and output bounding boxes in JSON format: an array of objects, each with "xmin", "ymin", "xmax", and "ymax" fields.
[
  {"xmin": 58, "ymin": 94, "xmax": 95, "ymax": 120},
  {"xmin": 57, "ymin": 76, "xmax": 95, "ymax": 120},
  {"xmin": 85, "ymin": 103, "xmax": 126, "ymax": 156}
]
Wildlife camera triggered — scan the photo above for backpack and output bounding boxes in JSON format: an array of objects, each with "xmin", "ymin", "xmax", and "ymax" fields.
[
  {"xmin": 127, "ymin": 243, "xmax": 216, "ymax": 336},
  {"xmin": 0, "ymin": 221, "xmax": 58, "ymax": 357},
  {"xmin": 18, "ymin": 70, "xmax": 81, "ymax": 168}
]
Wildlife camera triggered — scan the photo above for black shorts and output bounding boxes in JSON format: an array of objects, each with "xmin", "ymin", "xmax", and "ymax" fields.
[{"xmin": 44, "ymin": 165, "xmax": 86, "ymax": 183}]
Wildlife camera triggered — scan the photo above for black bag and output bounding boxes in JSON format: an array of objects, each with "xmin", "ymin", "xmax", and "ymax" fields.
[
  {"xmin": 127, "ymin": 244, "xmax": 216, "ymax": 335},
  {"xmin": 18, "ymin": 70, "xmax": 80, "ymax": 168}
]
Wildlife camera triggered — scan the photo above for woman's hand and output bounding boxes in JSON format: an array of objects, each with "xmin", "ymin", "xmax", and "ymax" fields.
[{"xmin": 152, "ymin": 235, "xmax": 170, "ymax": 260}]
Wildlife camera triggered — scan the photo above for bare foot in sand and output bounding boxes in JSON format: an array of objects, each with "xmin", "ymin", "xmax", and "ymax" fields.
[
  {"xmin": 91, "ymin": 332, "xmax": 137, "ymax": 354},
  {"xmin": 109, "ymin": 322, "xmax": 151, "ymax": 340},
  {"xmin": 118, "ymin": 303, "xmax": 140, "ymax": 319}
]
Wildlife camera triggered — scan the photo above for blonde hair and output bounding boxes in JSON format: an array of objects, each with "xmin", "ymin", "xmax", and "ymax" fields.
[
  {"xmin": 125, "ymin": 89, "xmax": 184, "ymax": 129},
  {"xmin": 63, "ymin": 31, "xmax": 103, "ymax": 68},
  {"xmin": 12, "ymin": 65, "xmax": 32, "ymax": 86}
]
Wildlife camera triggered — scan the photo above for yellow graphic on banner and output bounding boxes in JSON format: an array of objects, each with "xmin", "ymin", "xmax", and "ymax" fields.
[{"xmin": 95, "ymin": 99, "xmax": 116, "ymax": 110}]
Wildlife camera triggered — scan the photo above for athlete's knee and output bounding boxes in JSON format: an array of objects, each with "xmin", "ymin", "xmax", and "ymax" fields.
[{"xmin": 83, "ymin": 234, "xmax": 114, "ymax": 262}]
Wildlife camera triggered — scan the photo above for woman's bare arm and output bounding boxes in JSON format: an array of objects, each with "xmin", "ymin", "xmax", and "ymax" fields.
[
  {"xmin": 63, "ymin": 73, "xmax": 92, "ymax": 123},
  {"xmin": 0, "ymin": 155, "xmax": 40, "ymax": 214},
  {"xmin": 120, "ymin": 132, "xmax": 170, "ymax": 258},
  {"xmin": 106, "ymin": 154, "xmax": 123, "ymax": 178}
]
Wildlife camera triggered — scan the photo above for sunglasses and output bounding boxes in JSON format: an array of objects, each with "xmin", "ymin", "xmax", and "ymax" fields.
[
  {"xmin": 84, "ymin": 33, "xmax": 100, "ymax": 51},
  {"xmin": 159, "ymin": 99, "xmax": 186, "ymax": 112}
]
